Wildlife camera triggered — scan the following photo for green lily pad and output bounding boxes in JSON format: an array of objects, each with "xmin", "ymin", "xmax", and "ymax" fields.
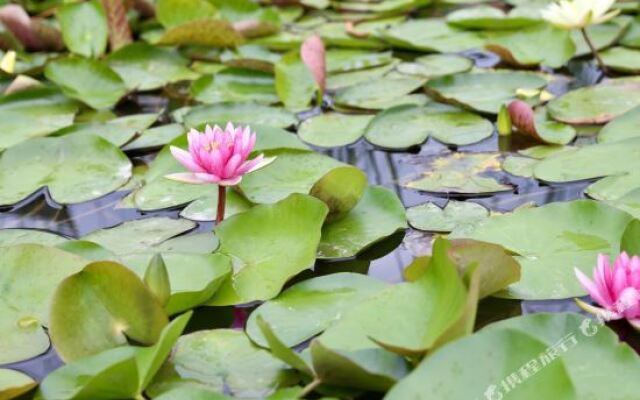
[
  {"xmin": 151, "ymin": 384, "xmax": 232, "ymax": 400},
  {"xmin": 0, "ymin": 369, "xmax": 36, "ymax": 399},
  {"xmin": 122, "ymin": 253, "xmax": 232, "ymax": 315},
  {"xmin": 318, "ymin": 238, "xmax": 467, "ymax": 356},
  {"xmin": 547, "ymin": 78, "xmax": 640, "ymax": 124},
  {"xmin": 309, "ymin": 340, "xmax": 407, "ymax": 392},
  {"xmin": 386, "ymin": 313, "xmax": 640, "ymax": 400},
  {"xmin": 396, "ymin": 54, "xmax": 472, "ymax": 79},
  {"xmin": 518, "ymin": 144, "xmax": 575, "ymax": 159},
  {"xmin": 425, "ymin": 71, "xmax": 548, "ymax": 114},
  {"xmin": 133, "ymin": 178, "xmax": 216, "ymax": 211},
  {"xmin": 191, "ymin": 67, "xmax": 278, "ymax": 104},
  {"xmin": 326, "ymin": 62, "xmax": 397, "ymax": 91},
  {"xmin": 57, "ymin": 0, "xmax": 108, "ymax": 58},
  {"xmin": 451, "ymin": 200, "xmax": 633, "ymax": 299},
  {"xmin": 156, "ymin": 18, "xmax": 244, "ymax": 47},
  {"xmin": 156, "ymin": 0, "xmax": 216, "ymax": 28},
  {"xmin": 318, "ymin": 186, "xmax": 407, "ymax": 259},
  {"xmin": 246, "ymin": 273, "xmax": 387, "ymax": 348},
  {"xmin": 183, "ymin": 103, "xmax": 297, "ymax": 128},
  {"xmin": 255, "ymin": 317, "xmax": 313, "ymax": 376},
  {"xmin": 39, "ymin": 312, "xmax": 191, "ymax": 400},
  {"xmin": 533, "ymin": 137, "xmax": 640, "ymax": 183},
  {"xmin": 275, "ymin": 50, "xmax": 316, "ymax": 111},
  {"xmin": 326, "ymin": 50, "xmax": 394, "ymax": 73},
  {"xmin": 446, "ymin": 5, "xmax": 540, "ymax": 30},
  {"xmin": 49, "ymin": 261, "xmax": 169, "ymax": 362},
  {"xmin": 298, "ymin": 113, "xmax": 373, "ymax": 148},
  {"xmin": 334, "ymin": 77, "xmax": 424, "ymax": 110},
  {"xmin": 0, "ymin": 87, "xmax": 78, "ymax": 150},
  {"xmin": 502, "ymin": 155, "xmax": 538, "ymax": 178},
  {"xmin": 404, "ymin": 153, "xmax": 512, "ymax": 195},
  {"xmin": 585, "ymin": 172, "xmax": 640, "ymax": 201},
  {"xmin": 407, "ymin": 200, "xmax": 489, "ymax": 232},
  {"xmin": 220, "ymin": 44, "xmax": 282, "ymax": 72},
  {"xmin": 485, "ymin": 24, "xmax": 575, "ymax": 68},
  {"xmin": 82, "ymin": 218, "xmax": 196, "ymax": 255},
  {"xmin": 44, "ymin": 57, "xmax": 127, "ymax": 109},
  {"xmin": 52, "ymin": 113, "xmax": 158, "ymax": 147},
  {"xmin": 0, "ymin": 229, "xmax": 67, "ymax": 247},
  {"xmin": 122, "ymin": 123, "xmax": 185, "ymax": 151},
  {"xmin": 152, "ymin": 232, "xmax": 219, "ymax": 254},
  {"xmin": 364, "ymin": 105, "xmax": 493, "ymax": 149},
  {"xmin": 333, "ymin": 0, "xmax": 429, "ymax": 13},
  {"xmin": 572, "ymin": 18, "xmax": 632, "ymax": 56},
  {"xmin": 159, "ymin": 329, "xmax": 295, "ymax": 398},
  {"xmin": 208, "ymin": 194, "xmax": 328, "ymax": 305},
  {"xmin": 379, "ymin": 19, "xmax": 484, "ymax": 53},
  {"xmin": 252, "ymin": 125, "xmax": 311, "ymax": 152},
  {"xmin": 239, "ymin": 151, "xmax": 366, "ymax": 218},
  {"xmin": 621, "ymin": 17, "xmax": 640, "ymax": 48},
  {"xmin": 600, "ymin": 47, "xmax": 640, "ymax": 74},
  {"xmin": 0, "ymin": 244, "xmax": 88, "ymax": 364},
  {"xmin": 55, "ymin": 240, "xmax": 117, "ymax": 261},
  {"xmin": 106, "ymin": 43, "xmax": 198, "ymax": 91},
  {"xmin": 599, "ymin": 106, "xmax": 640, "ymax": 143},
  {"xmin": 179, "ymin": 190, "xmax": 253, "ymax": 221},
  {"xmin": 0, "ymin": 134, "xmax": 131, "ymax": 205},
  {"xmin": 448, "ymin": 239, "xmax": 521, "ymax": 299}
]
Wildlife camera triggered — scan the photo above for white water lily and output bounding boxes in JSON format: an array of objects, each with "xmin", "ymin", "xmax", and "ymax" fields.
[{"xmin": 541, "ymin": 0, "xmax": 619, "ymax": 30}]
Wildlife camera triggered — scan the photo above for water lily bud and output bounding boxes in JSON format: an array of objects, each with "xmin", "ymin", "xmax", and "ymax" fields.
[{"xmin": 497, "ymin": 104, "xmax": 512, "ymax": 136}]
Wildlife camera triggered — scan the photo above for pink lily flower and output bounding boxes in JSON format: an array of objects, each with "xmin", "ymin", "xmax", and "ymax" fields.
[
  {"xmin": 166, "ymin": 123, "xmax": 275, "ymax": 222},
  {"xmin": 575, "ymin": 252, "xmax": 640, "ymax": 329}
]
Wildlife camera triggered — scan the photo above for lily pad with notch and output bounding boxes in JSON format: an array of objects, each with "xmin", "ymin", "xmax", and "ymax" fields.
[
  {"xmin": 404, "ymin": 152, "xmax": 512, "ymax": 196},
  {"xmin": 0, "ymin": 134, "xmax": 131, "ymax": 205}
]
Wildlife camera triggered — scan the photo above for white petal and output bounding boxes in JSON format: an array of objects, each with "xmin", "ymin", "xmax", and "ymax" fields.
[{"xmin": 165, "ymin": 172, "xmax": 210, "ymax": 184}]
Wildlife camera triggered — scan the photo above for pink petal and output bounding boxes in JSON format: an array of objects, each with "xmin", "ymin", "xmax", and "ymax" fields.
[
  {"xmin": 301, "ymin": 34, "xmax": 326, "ymax": 93},
  {"xmin": 613, "ymin": 261, "xmax": 629, "ymax": 298},
  {"xmin": 170, "ymin": 146, "xmax": 205, "ymax": 173},
  {"xmin": 205, "ymin": 125, "xmax": 215, "ymax": 142},
  {"xmin": 629, "ymin": 256, "xmax": 640, "ymax": 288},
  {"xmin": 575, "ymin": 267, "xmax": 609, "ymax": 307},
  {"xmin": 209, "ymin": 149, "xmax": 225, "ymax": 177},
  {"xmin": 187, "ymin": 129, "xmax": 201, "ymax": 154},
  {"xmin": 223, "ymin": 153, "xmax": 242, "ymax": 178},
  {"xmin": 247, "ymin": 155, "xmax": 276, "ymax": 174},
  {"xmin": 193, "ymin": 172, "xmax": 222, "ymax": 184},
  {"xmin": 594, "ymin": 256, "xmax": 614, "ymax": 306},
  {"xmin": 213, "ymin": 125, "xmax": 224, "ymax": 143}
]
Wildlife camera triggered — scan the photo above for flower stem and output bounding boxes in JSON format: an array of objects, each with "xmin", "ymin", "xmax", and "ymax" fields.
[
  {"xmin": 580, "ymin": 28, "xmax": 607, "ymax": 76},
  {"xmin": 298, "ymin": 378, "xmax": 321, "ymax": 398},
  {"xmin": 217, "ymin": 185, "xmax": 226, "ymax": 224},
  {"xmin": 315, "ymin": 89, "xmax": 324, "ymax": 108}
]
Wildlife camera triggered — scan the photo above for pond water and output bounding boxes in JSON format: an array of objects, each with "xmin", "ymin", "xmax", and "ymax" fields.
[{"xmin": 2, "ymin": 0, "xmax": 640, "ymax": 398}]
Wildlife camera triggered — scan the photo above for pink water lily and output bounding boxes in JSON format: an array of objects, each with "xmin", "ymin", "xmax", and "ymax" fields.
[
  {"xmin": 166, "ymin": 123, "xmax": 275, "ymax": 222},
  {"xmin": 575, "ymin": 252, "xmax": 640, "ymax": 329}
]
